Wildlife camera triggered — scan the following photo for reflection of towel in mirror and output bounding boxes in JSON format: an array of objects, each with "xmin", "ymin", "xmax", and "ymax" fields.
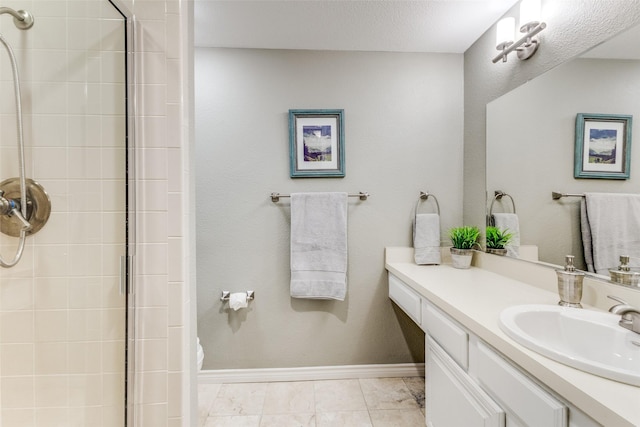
[
  {"xmin": 413, "ymin": 213, "xmax": 441, "ymax": 265},
  {"xmin": 290, "ymin": 192, "xmax": 348, "ymax": 300},
  {"xmin": 581, "ymin": 193, "xmax": 640, "ymax": 275},
  {"xmin": 491, "ymin": 213, "xmax": 520, "ymax": 258},
  {"xmin": 580, "ymin": 201, "xmax": 594, "ymax": 273}
]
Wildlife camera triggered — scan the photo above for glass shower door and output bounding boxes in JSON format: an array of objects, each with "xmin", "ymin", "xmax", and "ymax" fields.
[{"xmin": 0, "ymin": 1, "xmax": 131, "ymax": 425}]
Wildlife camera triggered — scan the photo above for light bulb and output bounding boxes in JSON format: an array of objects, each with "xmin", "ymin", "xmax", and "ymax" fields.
[
  {"xmin": 496, "ymin": 17, "xmax": 515, "ymax": 50},
  {"xmin": 519, "ymin": 0, "xmax": 541, "ymax": 32}
]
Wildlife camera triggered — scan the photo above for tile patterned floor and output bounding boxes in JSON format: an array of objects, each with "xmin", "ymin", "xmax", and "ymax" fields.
[{"xmin": 198, "ymin": 377, "xmax": 426, "ymax": 427}]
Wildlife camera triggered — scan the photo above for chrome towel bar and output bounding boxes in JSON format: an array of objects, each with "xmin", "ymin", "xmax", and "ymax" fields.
[
  {"xmin": 552, "ymin": 192, "xmax": 585, "ymax": 200},
  {"xmin": 270, "ymin": 192, "xmax": 369, "ymax": 202}
]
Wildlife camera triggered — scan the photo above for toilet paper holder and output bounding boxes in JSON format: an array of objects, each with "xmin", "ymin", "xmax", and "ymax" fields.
[{"xmin": 220, "ymin": 290, "xmax": 255, "ymax": 302}]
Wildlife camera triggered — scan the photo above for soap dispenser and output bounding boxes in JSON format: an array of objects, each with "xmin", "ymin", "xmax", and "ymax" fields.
[
  {"xmin": 609, "ymin": 255, "xmax": 640, "ymax": 287},
  {"xmin": 556, "ymin": 255, "xmax": 585, "ymax": 308}
]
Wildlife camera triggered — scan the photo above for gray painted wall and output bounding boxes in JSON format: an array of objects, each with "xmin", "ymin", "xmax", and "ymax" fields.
[
  {"xmin": 463, "ymin": 1, "xmax": 640, "ymax": 230},
  {"xmin": 195, "ymin": 49, "xmax": 463, "ymax": 369},
  {"xmin": 195, "ymin": 1, "xmax": 640, "ymax": 370}
]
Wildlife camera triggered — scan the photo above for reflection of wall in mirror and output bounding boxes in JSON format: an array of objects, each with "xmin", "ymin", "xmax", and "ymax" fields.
[{"xmin": 487, "ymin": 58, "xmax": 640, "ymax": 271}]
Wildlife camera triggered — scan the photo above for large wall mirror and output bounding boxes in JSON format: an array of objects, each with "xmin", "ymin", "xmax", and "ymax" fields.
[{"xmin": 486, "ymin": 22, "xmax": 640, "ymax": 289}]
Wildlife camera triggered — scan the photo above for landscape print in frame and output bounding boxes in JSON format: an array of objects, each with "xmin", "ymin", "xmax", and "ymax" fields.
[
  {"xmin": 289, "ymin": 109, "xmax": 345, "ymax": 178},
  {"xmin": 574, "ymin": 113, "xmax": 632, "ymax": 179}
]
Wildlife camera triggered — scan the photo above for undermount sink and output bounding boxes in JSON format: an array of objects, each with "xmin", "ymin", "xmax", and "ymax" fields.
[{"xmin": 499, "ymin": 304, "xmax": 640, "ymax": 386}]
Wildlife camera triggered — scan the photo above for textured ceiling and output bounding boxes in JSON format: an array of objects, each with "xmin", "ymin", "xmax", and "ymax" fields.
[{"xmin": 194, "ymin": 0, "xmax": 521, "ymax": 53}]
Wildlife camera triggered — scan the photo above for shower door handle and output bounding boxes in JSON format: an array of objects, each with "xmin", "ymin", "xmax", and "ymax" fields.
[{"xmin": 120, "ymin": 255, "xmax": 133, "ymax": 296}]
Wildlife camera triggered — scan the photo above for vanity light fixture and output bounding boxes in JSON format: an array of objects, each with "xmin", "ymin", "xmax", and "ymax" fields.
[{"xmin": 493, "ymin": 0, "xmax": 546, "ymax": 63}]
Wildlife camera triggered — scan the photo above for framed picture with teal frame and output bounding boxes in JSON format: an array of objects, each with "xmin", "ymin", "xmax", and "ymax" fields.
[
  {"xmin": 289, "ymin": 109, "xmax": 345, "ymax": 178},
  {"xmin": 574, "ymin": 113, "xmax": 632, "ymax": 179}
]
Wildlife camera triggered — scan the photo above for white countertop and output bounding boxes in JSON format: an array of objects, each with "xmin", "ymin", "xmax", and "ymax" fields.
[{"xmin": 385, "ymin": 247, "xmax": 640, "ymax": 427}]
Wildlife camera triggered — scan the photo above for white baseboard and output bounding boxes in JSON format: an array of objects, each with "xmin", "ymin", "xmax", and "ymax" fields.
[{"xmin": 198, "ymin": 363, "xmax": 425, "ymax": 384}]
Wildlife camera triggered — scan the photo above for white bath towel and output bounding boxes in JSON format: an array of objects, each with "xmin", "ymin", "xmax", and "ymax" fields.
[
  {"xmin": 290, "ymin": 192, "xmax": 348, "ymax": 300},
  {"xmin": 580, "ymin": 200, "xmax": 594, "ymax": 273},
  {"xmin": 413, "ymin": 213, "xmax": 441, "ymax": 265},
  {"xmin": 581, "ymin": 193, "xmax": 640, "ymax": 275},
  {"xmin": 491, "ymin": 213, "xmax": 520, "ymax": 258}
]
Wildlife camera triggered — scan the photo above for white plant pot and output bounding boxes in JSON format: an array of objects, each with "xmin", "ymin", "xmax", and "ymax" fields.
[
  {"xmin": 450, "ymin": 248, "xmax": 473, "ymax": 269},
  {"xmin": 486, "ymin": 247, "xmax": 507, "ymax": 256}
]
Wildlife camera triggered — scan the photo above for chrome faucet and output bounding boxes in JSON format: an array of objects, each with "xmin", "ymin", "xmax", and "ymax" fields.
[
  {"xmin": 608, "ymin": 296, "xmax": 640, "ymax": 334},
  {"xmin": 0, "ymin": 190, "xmax": 30, "ymax": 231}
]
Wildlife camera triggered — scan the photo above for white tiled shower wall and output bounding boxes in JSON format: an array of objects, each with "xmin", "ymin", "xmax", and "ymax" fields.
[{"xmin": 0, "ymin": 0, "xmax": 190, "ymax": 426}]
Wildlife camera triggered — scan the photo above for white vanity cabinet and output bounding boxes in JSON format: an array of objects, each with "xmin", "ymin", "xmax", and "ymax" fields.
[
  {"xmin": 388, "ymin": 272, "xmax": 602, "ymax": 427},
  {"xmin": 388, "ymin": 273, "xmax": 423, "ymax": 326},
  {"xmin": 423, "ymin": 298, "xmax": 505, "ymax": 427},
  {"xmin": 427, "ymin": 336, "xmax": 505, "ymax": 427},
  {"xmin": 469, "ymin": 337, "xmax": 567, "ymax": 427},
  {"xmin": 422, "ymin": 299, "xmax": 468, "ymax": 369}
]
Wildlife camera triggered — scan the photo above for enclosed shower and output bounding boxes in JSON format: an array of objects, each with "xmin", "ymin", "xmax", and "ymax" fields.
[{"xmin": 0, "ymin": 1, "xmax": 133, "ymax": 426}]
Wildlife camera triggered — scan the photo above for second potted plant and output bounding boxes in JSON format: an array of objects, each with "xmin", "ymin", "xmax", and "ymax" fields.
[
  {"xmin": 449, "ymin": 226, "xmax": 481, "ymax": 269},
  {"xmin": 485, "ymin": 226, "xmax": 513, "ymax": 256}
]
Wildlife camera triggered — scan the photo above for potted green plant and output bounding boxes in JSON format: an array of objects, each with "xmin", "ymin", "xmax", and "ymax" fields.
[
  {"xmin": 449, "ymin": 226, "xmax": 481, "ymax": 269},
  {"xmin": 485, "ymin": 226, "xmax": 513, "ymax": 256}
]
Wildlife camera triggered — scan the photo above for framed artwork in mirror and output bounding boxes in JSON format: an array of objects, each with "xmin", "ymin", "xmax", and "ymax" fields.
[
  {"xmin": 574, "ymin": 113, "xmax": 632, "ymax": 179},
  {"xmin": 289, "ymin": 109, "xmax": 345, "ymax": 178}
]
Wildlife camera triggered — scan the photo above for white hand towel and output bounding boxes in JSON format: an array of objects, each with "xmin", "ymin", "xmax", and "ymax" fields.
[
  {"xmin": 413, "ymin": 213, "xmax": 441, "ymax": 265},
  {"xmin": 582, "ymin": 193, "xmax": 640, "ymax": 275},
  {"xmin": 290, "ymin": 192, "xmax": 348, "ymax": 300},
  {"xmin": 491, "ymin": 213, "xmax": 520, "ymax": 258}
]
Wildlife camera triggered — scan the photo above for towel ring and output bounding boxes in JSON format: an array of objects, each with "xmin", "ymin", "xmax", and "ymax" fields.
[
  {"xmin": 488, "ymin": 190, "xmax": 516, "ymax": 225},
  {"xmin": 416, "ymin": 191, "xmax": 440, "ymax": 215}
]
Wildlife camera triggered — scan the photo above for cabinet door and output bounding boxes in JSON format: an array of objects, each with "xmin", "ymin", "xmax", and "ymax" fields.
[
  {"xmin": 427, "ymin": 337, "xmax": 505, "ymax": 427},
  {"xmin": 471, "ymin": 339, "xmax": 567, "ymax": 427},
  {"xmin": 388, "ymin": 273, "xmax": 422, "ymax": 325},
  {"xmin": 423, "ymin": 300, "xmax": 469, "ymax": 369}
]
